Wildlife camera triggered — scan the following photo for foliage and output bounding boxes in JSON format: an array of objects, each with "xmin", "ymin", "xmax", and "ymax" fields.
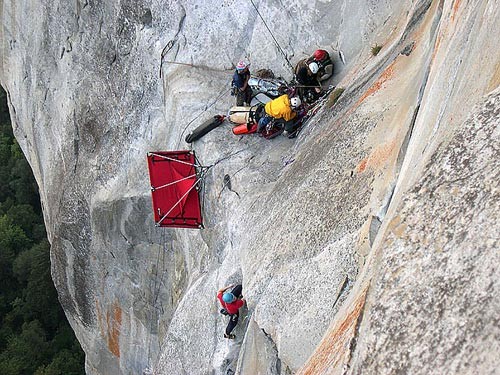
[
  {"xmin": 0, "ymin": 85, "xmax": 84, "ymax": 373},
  {"xmin": 0, "ymin": 88, "xmax": 9, "ymax": 125},
  {"xmin": 371, "ymin": 43, "xmax": 382, "ymax": 56},
  {"xmin": 327, "ymin": 87, "xmax": 345, "ymax": 108}
]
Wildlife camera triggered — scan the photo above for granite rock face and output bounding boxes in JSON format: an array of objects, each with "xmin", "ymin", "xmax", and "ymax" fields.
[{"xmin": 0, "ymin": 0, "xmax": 498, "ymax": 374}]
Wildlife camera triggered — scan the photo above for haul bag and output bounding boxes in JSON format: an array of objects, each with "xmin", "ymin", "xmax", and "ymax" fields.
[
  {"xmin": 228, "ymin": 106, "xmax": 252, "ymax": 124},
  {"xmin": 185, "ymin": 115, "xmax": 225, "ymax": 143},
  {"xmin": 232, "ymin": 122, "xmax": 258, "ymax": 135}
]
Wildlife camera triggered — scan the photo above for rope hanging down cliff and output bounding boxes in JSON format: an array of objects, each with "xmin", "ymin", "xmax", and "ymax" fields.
[
  {"xmin": 248, "ymin": 0, "xmax": 294, "ymax": 73},
  {"xmin": 145, "ymin": 228, "xmax": 169, "ymax": 370},
  {"xmin": 176, "ymin": 85, "xmax": 231, "ymax": 148}
]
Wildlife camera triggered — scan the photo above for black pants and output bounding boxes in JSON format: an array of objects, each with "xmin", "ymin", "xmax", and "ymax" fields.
[
  {"xmin": 236, "ymin": 87, "xmax": 252, "ymax": 106},
  {"xmin": 226, "ymin": 312, "xmax": 239, "ymax": 335},
  {"xmin": 231, "ymin": 284, "xmax": 242, "ymax": 298},
  {"xmin": 283, "ymin": 118, "xmax": 300, "ymax": 133},
  {"xmin": 225, "ymin": 284, "xmax": 242, "ymax": 335}
]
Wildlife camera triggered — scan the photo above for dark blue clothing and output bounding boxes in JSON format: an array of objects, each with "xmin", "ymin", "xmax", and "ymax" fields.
[
  {"xmin": 257, "ymin": 115, "xmax": 272, "ymax": 133},
  {"xmin": 232, "ymin": 70, "xmax": 252, "ymax": 106},
  {"xmin": 232, "ymin": 70, "xmax": 250, "ymax": 88}
]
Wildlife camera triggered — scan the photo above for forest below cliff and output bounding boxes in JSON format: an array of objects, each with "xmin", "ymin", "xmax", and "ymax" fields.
[{"xmin": 0, "ymin": 87, "xmax": 84, "ymax": 374}]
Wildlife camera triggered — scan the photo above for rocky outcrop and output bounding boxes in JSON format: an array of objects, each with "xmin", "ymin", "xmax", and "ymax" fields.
[
  {"xmin": 297, "ymin": 1, "xmax": 500, "ymax": 374},
  {"xmin": 0, "ymin": 0, "xmax": 498, "ymax": 374}
]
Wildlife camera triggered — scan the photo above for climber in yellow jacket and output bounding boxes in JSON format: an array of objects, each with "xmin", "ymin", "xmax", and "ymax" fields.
[{"xmin": 257, "ymin": 94, "xmax": 302, "ymax": 135}]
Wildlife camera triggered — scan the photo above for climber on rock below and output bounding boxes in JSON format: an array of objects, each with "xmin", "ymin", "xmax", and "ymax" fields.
[
  {"xmin": 217, "ymin": 283, "xmax": 245, "ymax": 339},
  {"xmin": 231, "ymin": 60, "xmax": 252, "ymax": 106}
]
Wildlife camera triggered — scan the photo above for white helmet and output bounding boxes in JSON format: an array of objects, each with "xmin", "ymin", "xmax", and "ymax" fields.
[
  {"xmin": 290, "ymin": 96, "xmax": 302, "ymax": 108},
  {"xmin": 308, "ymin": 62, "xmax": 319, "ymax": 74}
]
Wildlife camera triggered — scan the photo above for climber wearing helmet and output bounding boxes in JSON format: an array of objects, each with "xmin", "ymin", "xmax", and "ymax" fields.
[
  {"xmin": 307, "ymin": 49, "xmax": 333, "ymax": 81},
  {"xmin": 294, "ymin": 58, "xmax": 320, "ymax": 87},
  {"xmin": 257, "ymin": 94, "xmax": 302, "ymax": 136},
  {"xmin": 290, "ymin": 96, "xmax": 302, "ymax": 109},
  {"xmin": 313, "ymin": 49, "xmax": 329, "ymax": 62},
  {"xmin": 231, "ymin": 60, "xmax": 253, "ymax": 106},
  {"xmin": 217, "ymin": 283, "xmax": 245, "ymax": 339},
  {"xmin": 308, "ymin": 61, "xmax": 320, "ymax": 75},
  {"xmin": 294, "ymin": 58, "xmax": 322, "ymax": 103}
]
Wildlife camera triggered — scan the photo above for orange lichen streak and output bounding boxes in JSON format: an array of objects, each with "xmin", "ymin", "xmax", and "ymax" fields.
[{"xmin": 297, "ymin": 287, "xmax": 368, "ymax": 375}]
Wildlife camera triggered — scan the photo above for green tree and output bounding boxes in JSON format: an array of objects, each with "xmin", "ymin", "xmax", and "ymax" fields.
[
  {"xmin": 0, "ymin": 89, "xmax": 10, "ymax": 125},
  {"xmin": 6, "ymin": 204, "xmax": 41, "ymax": 239},
  {"xmin": 35, "ymin": 348, "xmax": 85, "ymax": 375},
  {"xmin": 0, "ymin": 215, "xmax": 31, "ymax": 297},
  {"xmin": 0, "ymin": 123, "xmax": 14, "ymax": 203},
  {"xmin": 0, "ymin": 320, "xmax": 50, "ymax": 375},
  {"xmin": 0, "ymin": 85, "xmax": 84, "ymax": 372},
  {"xmin": 12, "ymin": 240, "xmax": 62, "ymax": 332},
  {"xmin": 9, "ymin": 142, "xmax": 41, "ymax": 212}
]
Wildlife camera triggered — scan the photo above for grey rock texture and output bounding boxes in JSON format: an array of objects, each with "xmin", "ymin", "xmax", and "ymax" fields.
[
  {"xmin": 351, "ymin": 89, "xmax": 500, "ymax": 375},
  {"xmin": 0, "ymin": 0, "xmax": 498, "ymax": 375}
]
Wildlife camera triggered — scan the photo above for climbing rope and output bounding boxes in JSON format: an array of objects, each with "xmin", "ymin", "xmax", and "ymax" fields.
[
  {"xmin": 248, "ymin": 0, "xmax": 295, "ymax": 73},
  {"xmin": 207, "ymin": 137, "xmax": 261, "ymax": 169},
  {"xmin": 160, "ymin": 39, "xmax": 233, "ymax": 77},
  {"xmin": 159, "ymin": 40, "xmax": 175, "ymax": 78},
  {"xmin": 159, "ymin": 40, "xmax": 233, "ymax": 150},
  {"xmin": 199, "ymin": 138, "xmax": 266, "ymax": 212},
  {"xmin": 217, "ymin": 163, "xmax": 250, "ymax": 199},
  {"xmin": 146, "ymin": 228, "xmax": 168, "ymax": 367},
  {"xmin": 176, "ymin": 85, "xmax": 232, "ymax": 149},
  {"xmin": 163, "ymin": 59, "xmax": 233, "ymax": 73}
]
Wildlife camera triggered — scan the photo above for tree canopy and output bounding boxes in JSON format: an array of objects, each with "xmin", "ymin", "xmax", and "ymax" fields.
[{"xmin": 0, "ymin": 86, "xmax": 84, "ymax": 374}]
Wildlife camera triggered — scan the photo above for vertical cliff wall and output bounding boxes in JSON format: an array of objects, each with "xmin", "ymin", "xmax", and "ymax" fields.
[{"xmin": 0, "ymin": 0, "xmax": 498, "ymax": 374}]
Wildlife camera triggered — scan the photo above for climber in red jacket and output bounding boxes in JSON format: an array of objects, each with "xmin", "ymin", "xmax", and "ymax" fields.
[{"xmin": 217, "ymin": 283, "xmax": 245, "ymax": 339}]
